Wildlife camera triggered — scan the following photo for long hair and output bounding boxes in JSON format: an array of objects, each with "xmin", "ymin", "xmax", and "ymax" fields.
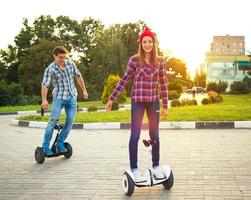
[{"xmin": 133, "ymin": 40, "xmax": 159, "ymax": 67}]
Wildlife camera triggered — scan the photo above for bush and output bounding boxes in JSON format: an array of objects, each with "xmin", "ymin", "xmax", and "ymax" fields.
[
  {"xmin": 111, "ymin": 101, "xmax": 119, "ymax": 110},
  {"xmin": 206, "ymin": 80, "xmax": 228, "ymax": 93},
  {"xmin": 243, "ymin": 76, "xmax": 251, "ymax": 90},
  {"xmin": 168, "ymin": 90, "xmax": 181, "ymax": 100},
  {"xmin": 190, "ymin": 99, "xmax": 198, "ymax": 105},
  {"xmin": 207, "ymin": 82, "xmax": 217, "ymax": 93},
  {"xmin": 25, "ymin": 95, "xmax": 41, "ymax": 105},
  {"xmin": 0, "ymin": 80, "xmax": 10, "ymax": 106},
  {"xmin": 230, "ymin": 81, "xmax": 249, "ymax": 94},
  {"xmin": 208, "ymin": 96, "xmax": 215, "ymax": 103},
  {"xmin": 208, "ymin": 91, "xmax": 223, "ymax": 103},
  {"xmin": 217, "ymin": 80, "xmax": 228, "ymax": 93},
  {"xmin": 171, "ymin": 99, "xmax": 181, "ymax": 107},
  {"xmin": 0, "ymin": 80, "xmax": 28, "ymax": 106},
  {"xmin": 101, "ymin": 74, "xmax": 127, "ymax": 104},
  {"xmin": 201, "ymin": 98, "xmax": 209, "ymax": 105},
  {"xmin": 88, "ymin": 105, "xmax": 98, "ymax": 112},
  {"xmin": 168, "ymin": 81, "xmax": 182, "ymax": 93}
]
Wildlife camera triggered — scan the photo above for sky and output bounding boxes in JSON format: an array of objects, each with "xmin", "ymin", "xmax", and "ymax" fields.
[{"xmin": 1, "ymin": 0, "xmax": 251, "ymax": 77}]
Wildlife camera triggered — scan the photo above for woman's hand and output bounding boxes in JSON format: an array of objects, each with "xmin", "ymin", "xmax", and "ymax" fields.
[
  {"xmin": 161, "ymin": 108, "xmax": 168, "ymax": 119},
  {"xmin": 106, "ymin": 100, "xmax": 113, "ymax": 111}
]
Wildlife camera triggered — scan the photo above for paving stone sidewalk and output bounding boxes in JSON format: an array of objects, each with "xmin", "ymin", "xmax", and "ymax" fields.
[{"xmin": 0, "ymin": 116, "xmax": 251, "ymax": 199}]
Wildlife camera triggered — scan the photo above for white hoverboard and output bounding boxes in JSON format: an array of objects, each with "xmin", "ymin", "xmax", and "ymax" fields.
[{"xmin": 122, "ymin": 139, "xmax": 174, "ymax": 196}]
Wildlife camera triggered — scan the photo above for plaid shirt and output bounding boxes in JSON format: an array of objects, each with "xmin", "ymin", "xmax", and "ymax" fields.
[
  {"xmin": 109, "ymin": 57, "xmax": 168, "ymax": 108},
  {"xmin": 42, "ymin": 60, "xmax": 81, "ymax": 100}
]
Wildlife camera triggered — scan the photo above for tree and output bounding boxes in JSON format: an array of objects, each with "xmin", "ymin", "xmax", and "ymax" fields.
[
  {"xmin": 83, "ymin": 26, "xmax": 128, "ymax": 100},
  {"xmin": 166, "ymin": 57, "xmax": 187, "ymax": 80},
  {"xmin": 18, "ymin": 39, "xmax": 64, "ymax": 96},
  {"xmin": 119, "ymin": 21, "xmax": 146, "ymax": 58},
  {"xmin": 194, "ymin": 68, "xmax": 206, "ymax": 87}
]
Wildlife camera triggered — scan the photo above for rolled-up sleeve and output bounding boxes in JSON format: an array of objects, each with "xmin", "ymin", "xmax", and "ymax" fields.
[
  {"xmin": 159, "ymin": 60, "xmax": 168, "ymax": 108},
  {"xmin": 42, "ymin": 67, "xmax": 52, "ymax": 88},
  {"xmin": 72, "ymin": 61, "xmax": 81, "ymax": 78}
]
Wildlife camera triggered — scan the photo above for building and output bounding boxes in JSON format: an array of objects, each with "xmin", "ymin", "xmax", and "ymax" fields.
[
  {"xmin": 210, "ymin": 35, "xmax": 245, "ymax": 55},
  {"xmin": 206, "ymin": 35, "xmax": 251, "ymax": 90}
]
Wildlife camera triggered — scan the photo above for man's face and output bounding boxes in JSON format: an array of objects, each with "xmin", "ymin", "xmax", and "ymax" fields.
[
  {"xmin": 141, "ymin": 36, "xmax": 154, "ymax": 53},
  {"xmin": 54, "ymin": 53, "xmax": 67, "ymax": 66}
]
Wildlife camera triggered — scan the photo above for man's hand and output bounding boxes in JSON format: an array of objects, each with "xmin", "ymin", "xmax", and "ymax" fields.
[
  {"xmin": 161, "ymin": 108, "xmax": 168, "ymax": 120},
  {"xmin": 83, "ymin": 90, "xmax": 88, "ymax": 100},
  {"xmin": 41, "ymin": 100, "xmax": 49, "ymax": 110},
  {"xmin": 106, "ymin": 100, "xmax": 113, "ymax": 111}
]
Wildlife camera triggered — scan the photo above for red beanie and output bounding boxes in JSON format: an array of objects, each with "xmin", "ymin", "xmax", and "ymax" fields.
[{"xmin": 139, "ymin": 27, "xmax": 156, "ymax": 42}]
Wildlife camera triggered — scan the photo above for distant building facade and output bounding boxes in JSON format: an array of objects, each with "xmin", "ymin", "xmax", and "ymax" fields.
[
  {"xmin": 210, "ymin": 35, "xmax": 245, "ymax": 55},
  {"xmin": 206, "ymin": 35, "xmax": 251, "ymax": 90}
]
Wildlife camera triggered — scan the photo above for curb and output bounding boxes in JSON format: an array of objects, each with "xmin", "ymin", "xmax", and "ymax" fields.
[{"xmin": 11, "ymin": 119, "xmax": 251, "ymax": 130}]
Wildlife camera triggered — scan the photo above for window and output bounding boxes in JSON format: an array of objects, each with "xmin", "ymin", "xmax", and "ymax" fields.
[{"xmin": 212, "ymin": 70, "xmax": 219, "ymax": 76}]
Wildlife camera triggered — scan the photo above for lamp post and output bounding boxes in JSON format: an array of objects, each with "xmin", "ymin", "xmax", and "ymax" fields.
[
  {"xmin": 166, "ymin": 68, "xmax": 175, "ymax": 76},
  {"xmin": 176, "ymin": 72, "xmax": 183, "ymax": 79}
]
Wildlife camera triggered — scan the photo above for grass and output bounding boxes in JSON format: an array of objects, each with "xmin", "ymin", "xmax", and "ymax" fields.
[
  {"xmin": 0, "ymin": 98, "xmax": 131, "ymax": 112},
  {"xmin": 18, "ymin": 94, "xmax": 251, "ymax": 122}
]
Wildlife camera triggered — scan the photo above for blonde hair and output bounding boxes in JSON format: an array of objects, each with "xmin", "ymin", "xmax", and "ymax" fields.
[{"xmin": 133, "ymin": 40, "xmax": 159, "ymax": 67}]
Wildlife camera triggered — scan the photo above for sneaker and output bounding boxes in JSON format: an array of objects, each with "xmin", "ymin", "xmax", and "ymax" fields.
[
  {"xmin": 131, "ymin": 168, "xmax": 146, "ymax": 182},
  {"xmin": 42, "ymin": 146, "xmax": 53, "ymax": 156},
  {"xmin": 56, "ymin": 142, "xmax": 67, "ymax": 153},
  {"xmin": 153, "ymin": 166, "xmax": 165, "ymax": 179}
]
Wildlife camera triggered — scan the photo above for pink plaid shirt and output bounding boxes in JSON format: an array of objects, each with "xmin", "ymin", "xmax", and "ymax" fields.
[{"xmin": 109, "ymin": 56, "xmax": 168, "ymax": 108}]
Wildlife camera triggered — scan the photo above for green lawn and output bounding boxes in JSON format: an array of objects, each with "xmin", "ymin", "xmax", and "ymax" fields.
[
  {"xmin": 0, "ymin": 99, "xmax": 131, "ymax": 112},
  {"xmin": 18, "ymin": 94, "xmax": 251, "ymax": 122}
]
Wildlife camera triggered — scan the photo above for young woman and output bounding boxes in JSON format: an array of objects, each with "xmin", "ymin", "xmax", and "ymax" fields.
[{"xmin": 106, "ymin": 27, "xmax": 168, "ymax": 182}]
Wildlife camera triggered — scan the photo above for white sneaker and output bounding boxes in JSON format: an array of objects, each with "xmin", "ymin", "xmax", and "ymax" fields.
[
  {"xmin": 131, "ymin": 168, "xmax": 146, "ymax": 182},
  {"xmin": 153, "ymin": 166, "xmax": 165, "ymax": 179}
]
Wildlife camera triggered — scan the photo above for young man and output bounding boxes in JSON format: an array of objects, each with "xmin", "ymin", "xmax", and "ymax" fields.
[{"xmin": 41, "ymin": 46, "xmax": 88, "ymax": 155}]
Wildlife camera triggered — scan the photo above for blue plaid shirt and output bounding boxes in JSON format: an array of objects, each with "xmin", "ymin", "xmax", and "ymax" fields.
[{"xmin": 42, "ymin": 60, "xmax": 81, "ymax": 100}]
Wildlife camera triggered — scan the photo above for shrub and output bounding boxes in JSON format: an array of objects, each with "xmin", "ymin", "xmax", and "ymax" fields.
[
  {"xmin": 208, "ymin": 96, "xmax": 215, "ymax": 103},
  {"xmin": 0, "ymin": 80, "xmax": 10, "ymax": 106},
  {"xmin": 217, "ymin": 80, "xmax": 228, "ymax": 93},
  {"xmin": 25, "ymin": 95, "xmax": 41, "ymax": 105},
  {"xmin": 101, "ymin": 74, "xmax": 127, "ymax": 103},
  {"xmin": 0, "ymin": 80, "xmax": 28, "ymax": 106},
  {"xmin": 230, "ymin": 81, "xmax": 249, "ymax": 94},
  {"xmin": 171, "ymin": 99, "xmax": 181, "ymax": 107},
  {"xmin": 168, "ymin": 81, "xmax": 182, "ymax": 93},
  {"xmin": 168, "ymin": 90, "xmax": 181, "ymax": 100},
  {"xmin": 208, "ymin": 91, "xmax": 223, "ymax": 103},
  {"xmin": 207, "ymin": 82, "xmax": 217, "ymax": 93},
  {"xmin": 111, "ymin": 101, "xmax": 119, "ymax": 110},
  {"xmin": 190, "ymin": 99, "xmax": 198, "ymax": 105},
  {"xmin": 201, "ymin": 98, "xmax": 209, "ymax": 105},
  {"xmin": 206, "ymin": 80, "xmax": 228, "ymax": 93},
  {"xmin": 243, "ymin": 76, "xmax": 251, "ymax": 90},
  {"xmin": 88, "ymin": 105, "xmax": 98, "ymax": 112}
]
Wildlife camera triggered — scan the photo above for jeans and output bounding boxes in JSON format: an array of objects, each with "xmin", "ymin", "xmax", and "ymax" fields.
[
  {"xmin": 129, "ymin": 101, "xmax": 160, "ymax": 169},
  {"xmin": 42, "ymin": 96, "xmax": 77, "ymax": 148}
]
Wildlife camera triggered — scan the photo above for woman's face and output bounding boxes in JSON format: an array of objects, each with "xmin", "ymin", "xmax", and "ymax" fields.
[{"xmin": 141, "ymin": 36, "xmax": 154, "ymax": 53}]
